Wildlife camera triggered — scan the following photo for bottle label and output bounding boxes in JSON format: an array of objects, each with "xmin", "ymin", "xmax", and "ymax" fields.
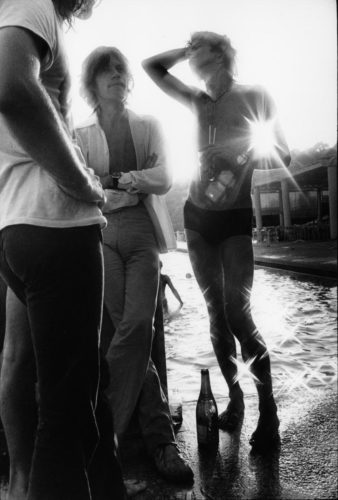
[{"xmin": 197, "ymin": 424, "xmax": 218, "ymax": 444}]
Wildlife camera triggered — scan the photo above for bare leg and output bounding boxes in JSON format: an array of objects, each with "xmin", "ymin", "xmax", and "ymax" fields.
[
  {"xmin": 0, "ymin": 289, "xmax": 36, "ymax": 500},
  {"xmin": 186, "ymin": 229, "xmax": 244, "ymax": 430},
  {"xmin": 220, "ymin": 236, "xmax": 279, "ymax": 448}
]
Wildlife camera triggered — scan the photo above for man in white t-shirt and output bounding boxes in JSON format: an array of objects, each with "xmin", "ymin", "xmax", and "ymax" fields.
[{"xmin": 0, "ymin": 1, "xmax": 125, "ymax": 499}]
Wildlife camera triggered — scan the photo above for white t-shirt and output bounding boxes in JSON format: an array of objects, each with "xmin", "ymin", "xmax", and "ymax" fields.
[{"xmin": 0, "ymin": 0, "xmax": 106, "ymax": 229}]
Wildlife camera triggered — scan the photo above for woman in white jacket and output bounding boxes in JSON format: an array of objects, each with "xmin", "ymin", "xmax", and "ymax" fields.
[{"xmin": 76, "ymin": 46, "xmax": 192, "ymax": 484}]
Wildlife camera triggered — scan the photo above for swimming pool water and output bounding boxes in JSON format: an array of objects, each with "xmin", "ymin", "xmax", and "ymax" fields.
[{"xmin": 161, "ymin": 252, "xmax": 337, "ymax": 404}]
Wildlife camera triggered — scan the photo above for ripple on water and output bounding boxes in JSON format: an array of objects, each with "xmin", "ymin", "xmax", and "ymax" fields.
[{"xmin": 161, "ymin": 252, "xmax": 337, "ymax": 403}]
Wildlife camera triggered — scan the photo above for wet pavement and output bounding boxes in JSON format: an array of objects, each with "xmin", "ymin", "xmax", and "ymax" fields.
[
  {"xmin": 177, "ymin": 240, "xmax": 337, "ymax": 279},
  {"xmin": 253, "ymin": 240, "xmax": 337, "ymax": 279},
  {"xmin": 120, "ymin": 240, "xmax": 337, "ymax": 499},
  {"xmin": 0, "ymin": 241, "xmax": 336, "ymax": 499},
  {"xmin": 120, "ymin": 387, "xmax": 337, "ymax": 499},
  {"xmin": 0, "ymin": 382, "xmax": 336, "ymax": 499}
]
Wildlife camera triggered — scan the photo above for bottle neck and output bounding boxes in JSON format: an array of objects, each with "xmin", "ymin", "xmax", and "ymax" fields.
[{"xmin": 200, "ymin": 370, "xmax": 212, "ymax": 397}]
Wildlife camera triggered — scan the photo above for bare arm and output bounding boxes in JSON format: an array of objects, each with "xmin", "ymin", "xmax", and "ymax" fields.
[
  {"xmin": 142, "ymin": 48, "xmax": 199, "ymax": 109},
  {"xmin": 0, "ymin": 27, "xmax": 105, "ymax": 205},
  {"xmin": 166, "ymin": 276, "xmax": 183, "ymax": 305},
  {"xmin": 262, "ymin": 88, "xmax": 291, "ymax": 169}
]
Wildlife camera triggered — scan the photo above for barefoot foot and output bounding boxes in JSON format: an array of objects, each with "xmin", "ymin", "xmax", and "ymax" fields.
[
  {"xmin": 249, "ymin": 412, "xmax": 280, "ymax": 452},
  {"xmin": 218, "ymin": 399, "xmax": 245, "ymax": 432}
]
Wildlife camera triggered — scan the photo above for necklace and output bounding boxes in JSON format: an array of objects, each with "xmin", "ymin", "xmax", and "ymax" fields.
[
  {"xmin": 203, "ymin": 79, "xmax": 234, "ymax": 144},
  {"xmin": 211, "ymin": 79, "xmax": 234, "ymax": 102},
  {"xmin": 205, "ymin": 85, "xmax": 231, "ymax": 133},
  {"xmin": 212, "ymin": 88, "xmax": 229, "ymax": 102}
]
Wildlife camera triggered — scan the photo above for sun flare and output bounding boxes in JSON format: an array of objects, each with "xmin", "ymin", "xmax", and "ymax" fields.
[{"xmin": 248, "ymin": 118, "xmax": 277, "ymax": 158}]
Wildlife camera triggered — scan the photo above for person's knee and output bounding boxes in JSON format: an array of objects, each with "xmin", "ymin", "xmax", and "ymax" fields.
[
  {"xmin": 208, "ymin": 308, "xmax": 227, "ymax": 338},
  {"xmin": 206, "ymin": 292, "xmax": 225, "ymax": 322},
  {"xmin": 240, "ymin": 331, "xmax": 267, "ymax": 361},
  {"xmin": 0, "ymin": 350, "xmax": 36, "ymax": 413},
  {"xmin": 120, "ymin": 314, "xmax": 154, "ymax": 348},
  {"xmin": 134, "ymin": 315, "xmax": 154, "ymax": 342},
  {"xmin": 226, "ymin": 292, "xmax": 251, "ymax": 327},
  {"xmin": 227, "ymin": 310, "xmax": 244, "ymax": 333}
]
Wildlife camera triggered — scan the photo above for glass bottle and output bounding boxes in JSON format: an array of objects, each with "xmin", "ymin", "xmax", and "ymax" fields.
[
  {"xmin": 169, "ymin": 387, "xmax": 183, "ymax": 428},
  {"xmin": 196, "ymin": 369, "xmax": 219, "ymax": 447}
]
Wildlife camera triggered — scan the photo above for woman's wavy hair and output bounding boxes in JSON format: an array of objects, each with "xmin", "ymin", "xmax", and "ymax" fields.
[
  {"xmin": 80, "ymin": 46, "xmax": 134, "ymax": 109},
  {"xmin": 188, "ymin": 31, "xmax": 236, "ymax": 77},
  {"xmin": 52, "ymin": 0, "xmax": 94, "ymax": 22}
]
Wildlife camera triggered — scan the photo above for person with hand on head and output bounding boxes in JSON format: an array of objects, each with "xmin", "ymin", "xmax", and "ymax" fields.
[
  {"xmin": 0, "ymin": 1, "xmax": 125, "ymax": 499},
  {"xmin": 143, "ymin": 31, "xmax": 291, "ymax": 452},
  {"xmin": 76, "ymin": 46, "xmax": 193, "ymax": 485}
]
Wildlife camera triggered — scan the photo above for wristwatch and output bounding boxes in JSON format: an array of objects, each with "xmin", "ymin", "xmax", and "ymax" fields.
[
  {"xmin": 110, "ymin": 172, "xmax": 122, "ymax": 189},
  {"xmin": 236, "ymin": 153, "xmax": 249, "ymax": 166}
]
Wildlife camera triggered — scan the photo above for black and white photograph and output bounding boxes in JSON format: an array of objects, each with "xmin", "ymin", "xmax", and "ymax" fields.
[{"xmin": 0, "ymin": 0, "xmax": 336, "ymax": 499}]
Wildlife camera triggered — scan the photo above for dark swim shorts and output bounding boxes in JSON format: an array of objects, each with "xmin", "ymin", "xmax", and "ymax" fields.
[{"xmin": 184, "ymin": 200, "xmax": 253, "ymax": 245}]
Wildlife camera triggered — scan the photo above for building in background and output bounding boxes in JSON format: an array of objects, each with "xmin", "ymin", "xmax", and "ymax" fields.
[{"xmin": 166, "ymin": 145, "xmax": 337, "ymax": 242}]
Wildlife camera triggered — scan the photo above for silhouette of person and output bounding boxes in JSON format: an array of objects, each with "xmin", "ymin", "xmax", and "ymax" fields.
[
  {"xmin": 0, "ymin": 2, "xmax": 125, "ymax": 498},
  {"xmin": 159, "ymin": 261, "xmax": 184, "ymax": 316},
  {"xmin": 143, "ymin": 31, "xmax": 290, "ymax": 451},
  {"xmin": 76, "ymin": 46, "xmax": 193, "ymax": 484}
]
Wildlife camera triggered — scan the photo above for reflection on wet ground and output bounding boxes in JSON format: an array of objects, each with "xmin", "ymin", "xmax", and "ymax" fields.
[{"xmin": 121, "ymin": 389, "xmax": 337, "ymax": 499}]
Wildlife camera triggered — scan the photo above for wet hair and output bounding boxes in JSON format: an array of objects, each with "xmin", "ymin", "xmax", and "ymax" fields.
[
  {"xmin": 188, "ymin": 31, "xmax": 236, "ymax": 76},
  {"xmin": 80, "ymin": 46, "xmax": 133, "ymax": 108},
  {"xmin": 52, "ymin": 0, "xmax": 95, "ymax": 23}
]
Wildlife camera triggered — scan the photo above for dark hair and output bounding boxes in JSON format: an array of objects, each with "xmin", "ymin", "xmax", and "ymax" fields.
[
  {"xmin": 188, "ymin": 31, "xmax": 236, "ymax": 77},
  {"xmin": 52, "ymin": 0, "xmax": 94, "ymax": 22},
  {"xmin": 80, "ymin": 46, "xmax": 133, "ymax": 108}
]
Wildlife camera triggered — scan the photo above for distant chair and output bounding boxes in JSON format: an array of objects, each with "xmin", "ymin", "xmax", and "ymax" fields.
[{"xmin": 176, "ymin": 231, "xmax": 186, "ymax": 242}]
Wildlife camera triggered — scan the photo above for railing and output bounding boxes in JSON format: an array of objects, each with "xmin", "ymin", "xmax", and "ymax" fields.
[
  {"xmin": 177, "ymin": 223, "xmax": 331, "ymax": 246},
  {"xmin": 253, "ymin": 222, "xmax": 331, "ymax": 245}
]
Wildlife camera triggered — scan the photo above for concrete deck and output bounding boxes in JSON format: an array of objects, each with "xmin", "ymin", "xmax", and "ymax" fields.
[
  {"xmin": 253, "ymin": 240, "xmax": 337, "ymax": 279},
  {"xmin": 126, "ymin": 239, "xmax": 336, "ymax": 499},
  {"xmin": 0, "ymin": 241, "xmax": 336, "ymax": 499},
  {"xmin": 121, "ymin": 387, "xmax": 337, "ymax": 499},
  {"xmin": 177, "ymin": 239, "xmax": 337, "ymax": 279},
  {"xmin": 2, "ymin": 388, "xmax": 336, "ymax": 499}
]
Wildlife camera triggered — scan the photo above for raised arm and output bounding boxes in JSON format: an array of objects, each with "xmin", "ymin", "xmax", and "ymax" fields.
[
  {"xmin": 0, "ymin": 27, "xmax": 104, "ymax": 205},
  {"xmin": 142, "ymin": 48, "xmax": 199, "ymax": 109}
]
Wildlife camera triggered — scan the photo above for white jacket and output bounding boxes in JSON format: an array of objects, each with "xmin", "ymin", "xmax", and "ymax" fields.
[{"xmin": 76, "ymin": 110, "xmax": 176, "ymax": 253}]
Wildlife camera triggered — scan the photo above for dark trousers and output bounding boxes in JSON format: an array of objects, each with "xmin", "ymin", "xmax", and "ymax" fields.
[
  {"xmin": 0, "ymin": 224, "xmax": 124, "ymax": 500},
  {"xmin": 0, "ymin": 275, "xmax": 6, "ymax": 351}
]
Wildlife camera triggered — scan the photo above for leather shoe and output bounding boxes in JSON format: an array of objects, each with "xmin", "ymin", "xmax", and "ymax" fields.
[
  {"xmin": 153, "ymin": 444, "xmax": 194, "ymax": 483},
  {"xmin": 124, "ymin": 479, "xmax": 148, "ymax": 497}
]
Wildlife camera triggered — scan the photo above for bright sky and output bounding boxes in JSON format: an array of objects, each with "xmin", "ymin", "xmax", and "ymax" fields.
[{"xmin": 65, "ymin": 0, "xmax": 337, "ymax": 181}]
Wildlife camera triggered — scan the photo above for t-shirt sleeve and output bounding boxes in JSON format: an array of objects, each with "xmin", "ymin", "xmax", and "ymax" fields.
[{"xmin": 0, "ymin": 0, "xmax": 57, "ymax": 70}]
